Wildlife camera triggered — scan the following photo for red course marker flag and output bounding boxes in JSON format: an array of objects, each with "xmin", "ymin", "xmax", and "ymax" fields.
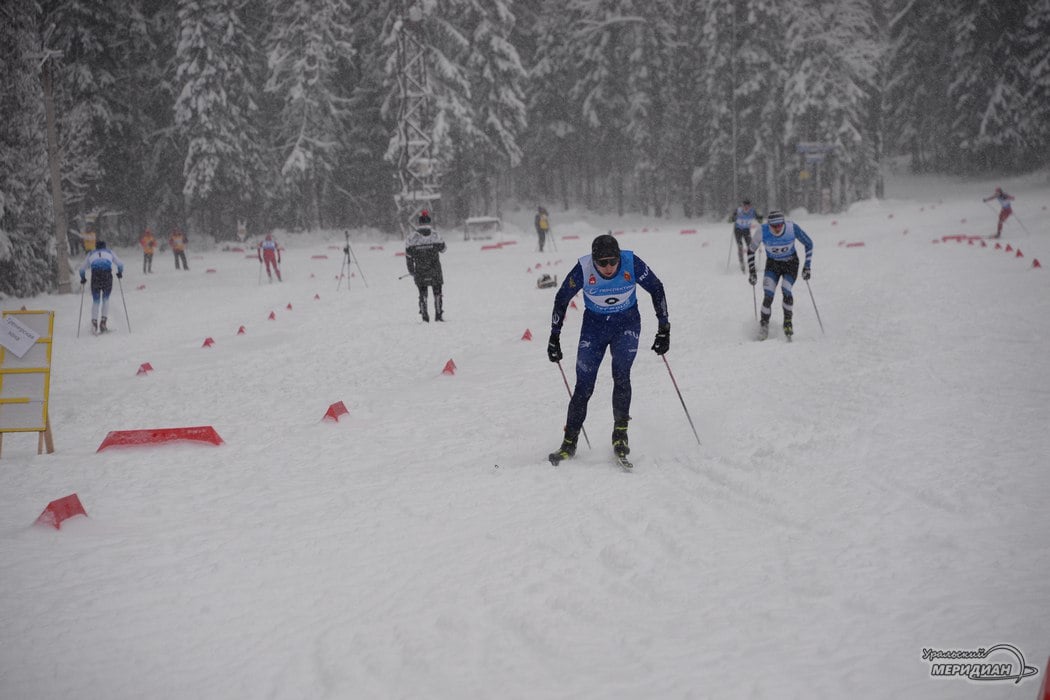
[{"xmin": 35, "ymin": 494, "xmax": 87, "ymax": 530}]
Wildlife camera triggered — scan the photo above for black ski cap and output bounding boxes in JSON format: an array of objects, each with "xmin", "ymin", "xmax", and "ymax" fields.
[
  {"xmin": 96, "ymin": 240, "xmax": 107, "ymax": 249},
  {"xmin": 591, "ymin": 233, "xmax": 620, "ymax": 260}
]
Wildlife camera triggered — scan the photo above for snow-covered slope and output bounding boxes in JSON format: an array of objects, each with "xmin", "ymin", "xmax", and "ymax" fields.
[{"xmin": 2, "ymin": 173, "xmax": 1048, "ymax": 699}]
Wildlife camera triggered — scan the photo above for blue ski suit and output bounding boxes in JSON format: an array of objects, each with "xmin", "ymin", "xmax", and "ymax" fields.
[{"xmin": 550, "ymin": 251, "xmax": 668, "ymax": 432}]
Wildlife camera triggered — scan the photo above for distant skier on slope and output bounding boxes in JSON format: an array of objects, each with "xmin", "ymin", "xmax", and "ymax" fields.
[
  {"xmin": 405, "ymin": 210, "xmax": 447, "ymax": 322},
  {"xmin": 79, "ymin": 240, "xmax": 125, "ymax": 334},
  {"xmin": 258, "ymin": 233, "xmax": 282, "ymax": 282},
  {"xmin": 727, "ymin": 198, "xmax": 763, "ymax": 273},
  {"xmin": 546, "ymin": 233, "xmax": 669, "ymax": 468},
  {"xmin": 982, "ymin": 187, "xmax": 1015, "ymax": 239},
  {"xmin": 747, "ymin": 210, "xmax": 813, "ymax": 341}
]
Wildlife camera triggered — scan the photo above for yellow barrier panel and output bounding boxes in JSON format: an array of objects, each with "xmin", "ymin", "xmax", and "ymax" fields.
[{"xmin": 0, "ymin": 310, "xmax": 55, "ymax": 456}]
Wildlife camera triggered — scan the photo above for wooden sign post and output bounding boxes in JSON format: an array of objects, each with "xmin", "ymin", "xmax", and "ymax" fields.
[{"xmin": 0, "ymin": 310, "xmax": 55, "ymax": 457}]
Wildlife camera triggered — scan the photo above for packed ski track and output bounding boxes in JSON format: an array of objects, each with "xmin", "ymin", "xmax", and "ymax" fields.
[{"xmin": 2, "ymin": 172, "xmax": 1049, "ymax": 699}]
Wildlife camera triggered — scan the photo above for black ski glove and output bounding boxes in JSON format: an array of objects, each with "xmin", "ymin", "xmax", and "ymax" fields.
[
  {"xmin": 547, "ymin": 333, "xmax": 563, "ymax": 363},
  {"xmin": 116, "ymin": 271, "xmax": 123, "ymax": 279},
  {"xmin": 651, "ymin": 323, "xmax": 670, "ymax": 355},
  {"xmin": 748, "ymin": 270, "xmax": 757, "ymax": 285},
  {"xmin": 80, "ymin": 277, "xmax": 86, "ymax": 285},
  {"xmin": 802, "ymin": 266, "xmax": 811, "ymax": 280}
]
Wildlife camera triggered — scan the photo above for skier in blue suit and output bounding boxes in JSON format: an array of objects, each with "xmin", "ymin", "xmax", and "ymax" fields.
[
  {"xmin": 727, "ymin": 198, "xmax": 763, "ymax": 273},
  {"xmin": 546, "ymin": 233, "xmax": 669, "ymax": 463},
  {"xmin": 78, "ymin": 240, "xmax": 125, "ymax": 334},
  {"xmin": 747, "ymin": 210, "xmax": 813, "ymax": 340}
]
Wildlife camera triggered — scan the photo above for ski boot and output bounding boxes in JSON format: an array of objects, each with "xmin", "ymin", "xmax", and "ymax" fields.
[
  {"xmin": 99, "ymin": 317, "xmax": 107, "ymax": 333},
  {"xmin": 757, "ymin": 320, "xmax": 769, "ymax": 341},
  {"xmin": 419, "ymin": 296, "xmax": 429, "ymax": 322},
  {"xmin": 91, "ymin": 319, "xmax": 99, "ymax": 334},
  {"xmin": 548, "ymin": 427, "xmax": 580, "ymax": 465},
  {"xmin": 612, "ymin": 422, "xmax": 630, "ymax": 458},
  {"xmin": 783, "ymin": 318, "xmax": 793, "ymax": 340}
]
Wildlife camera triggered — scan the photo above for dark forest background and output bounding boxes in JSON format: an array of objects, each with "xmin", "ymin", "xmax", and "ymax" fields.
[{"xmin": 2, "ymin": 0, "xmax": 1047, "ymax": 296}]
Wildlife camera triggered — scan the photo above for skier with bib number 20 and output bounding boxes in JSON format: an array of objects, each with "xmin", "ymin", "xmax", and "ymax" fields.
[{"xmin": 747, "ymin": 210, "xmax": 813, "ymax": 341}]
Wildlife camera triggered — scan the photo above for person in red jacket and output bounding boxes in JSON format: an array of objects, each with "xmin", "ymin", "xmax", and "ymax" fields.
[
  {"xmin": 258, "ymin": 233, "xmax": 282, "ymax": 282},
  {"xmin": 140, "ymin": 228, "xmax": 157, "ymax": 274},
  {"xmin": 983, "ymin": 187, "xmax": 1015, "ymax": 238},
  {"xmin": 169, "ymin": 228, "xmax": 189, "ymax": 270}
]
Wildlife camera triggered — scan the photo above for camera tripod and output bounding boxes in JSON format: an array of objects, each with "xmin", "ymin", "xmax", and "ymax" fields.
[{"xmin": 337, "ymin": 231, "xmax": 368, "ymax": 291}]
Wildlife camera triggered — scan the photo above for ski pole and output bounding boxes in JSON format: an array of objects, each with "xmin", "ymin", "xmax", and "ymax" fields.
[
  {"xmin": 398, "ymin": 273, "xmax": 413, "ymax": 280},
  {"xmin": 76, "ymin": 280, "xmax": 86, "ymax": 338},
  {"xmin": 805, "ymin": 279, "xmax": 825, "ymax": 335},
  {"xmin": 257, "ymin": 259, "xmax": 263, "ymax": 285},
  {"xmin": 117, "ymin": 275, "xmax": 131, "ymax": 333},
  {"xmin": 556, "ymin": 360, "xmax": 591, "ymax": 450},
  {"xmin": 726, "ymin": 233, "xmax": 733, "ymax": 271},
  {"xmin": 752, "ymin": 280, "xmax": 758, "ymax": 321},
  {"xmin": 1012, "ymin": 212, "xmax": 1033, "ymax": 236},
  {"xmin": 661, "ymin": 355, "xmax": 701, "ymax": 446}
]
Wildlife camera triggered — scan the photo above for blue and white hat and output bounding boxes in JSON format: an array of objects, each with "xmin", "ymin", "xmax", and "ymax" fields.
[{"xmin": 767, "ymin": 210, "xmax": 785, "ymax": 226}]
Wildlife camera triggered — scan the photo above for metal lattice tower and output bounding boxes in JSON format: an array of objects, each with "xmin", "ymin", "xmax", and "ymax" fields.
[{"xmin": 393, "ymin": 3, "xmax": 441, "ymax": 235}]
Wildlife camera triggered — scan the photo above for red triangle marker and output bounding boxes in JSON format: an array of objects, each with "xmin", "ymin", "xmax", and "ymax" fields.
[
  {"xmin": 442, "ymin": 359, "xmax": 457, "ymax": 375},
  {"xmin": 322, "ymin": 401, "xmax": 350, "ymax": 422},
  {"xmin": 268, "ymin": 311, "xmax": 277, "ymax": 320},
  {"xmin": 202, "ymin": 337, "xmax": 215, "ymax": 347},
  {"xmin": 237, "ymin": 326, "xmax": 246, "ymax": 335},
  {"xmin": 521, "ymin": 329, "xmax": 533, "ymax": 341},
  {"xmin": 35, "ymin": 494, "xmax": 87, "ymax": 529}
]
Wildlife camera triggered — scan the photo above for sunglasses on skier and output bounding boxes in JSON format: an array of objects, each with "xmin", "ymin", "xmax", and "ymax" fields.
[{"xmin": 595, "ymin": 257, "xmax": 619, "ymax": 268}]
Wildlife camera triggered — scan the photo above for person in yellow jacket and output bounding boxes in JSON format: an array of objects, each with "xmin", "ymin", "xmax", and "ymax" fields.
[
  {"xmin": 534, "ymin": 206, "xmax": 551, "ymax": 252},
  {"xmin": 81, "ymin": 228, "xmax": 97, "ymax": 253},
  {"xmin": 140, "ymin": 228, "xmax": 157, "ymax": 274},
  {"xmin": 169, "ymin": 228, "xmax": 189, "ymax": 270}
]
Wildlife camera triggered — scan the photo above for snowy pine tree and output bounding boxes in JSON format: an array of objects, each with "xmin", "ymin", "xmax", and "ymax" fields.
[
  {"xmin": 265, "ymin": 0, "xmax": 356, "ymax": 230},
  {"xmin": 174, "ymin": 0, "xmax": 265, "ymax": 238}
]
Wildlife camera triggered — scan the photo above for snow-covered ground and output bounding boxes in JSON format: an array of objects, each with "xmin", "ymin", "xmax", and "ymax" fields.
[{"xmin": 2, "ymin": 171, "xmax": 1049, "ymax": 699}]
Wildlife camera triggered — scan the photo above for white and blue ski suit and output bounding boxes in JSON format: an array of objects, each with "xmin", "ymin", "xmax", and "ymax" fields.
[
  {"xmin": 747, "ymin": 221, "xmax": 813, "ymax": 327},
  {"xmin": 79, "ymin": 246, "xmax": 125, "ymax": 329},
  {"xmin": 729, "ymin": 205, "xmax": 762, "ymax": 270},
  {"xmin": 550, "ymin": 251, "xmax": 668, "ymax": 432}
]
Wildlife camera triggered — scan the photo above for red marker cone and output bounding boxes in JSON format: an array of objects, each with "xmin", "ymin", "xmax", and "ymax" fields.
[
  {"xmin": 1033, "ymin": 259, "xmax": 1042, "ymax": 269},
  {"xmin": 521, "ymin": 329, "xmax": 533, "ymax": 341},
  {"xmin": 136, "ymin": 362, "xmax": 154, "ymax": 376},
  {"xmin": 237, "ymin": 325, "xmax": 246, "ymax": 335},
  {"xmin": 35, "ymin": 494, "xmax": 87, "ymax": 529},
  {"xmin": 286, "ymin": 303, "xmax": 293, "ymax": 310},
  {"xmin": 268, "ymin": 311, "xmax": 277, "ymax": 320},
  {"xmin": 1005, "ymin": 244, "xmax": 1013, "ymax": 252},
  {"xmin": 202, "ymin": 337, "xmax": 215, "ymax": 347},
  {"xmin": 322, "ymin": 401, "xmax": 350, "ymax": 422},
  {"xmin": 442, "ymin": 359, "xmax": 457, "ymax": 375},
  {"xmin": 314, "ymin": 293, "xmax": 320, "ymax": 300},
  {"xmin": 1016, "ymin": 249, "xmax": 1024, "ymax": 258}
]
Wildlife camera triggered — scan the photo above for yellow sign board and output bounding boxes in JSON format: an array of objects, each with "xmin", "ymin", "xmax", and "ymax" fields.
[{"xmin": 1, "ymin": 310, "xmax": 55, "ymax": 454}]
